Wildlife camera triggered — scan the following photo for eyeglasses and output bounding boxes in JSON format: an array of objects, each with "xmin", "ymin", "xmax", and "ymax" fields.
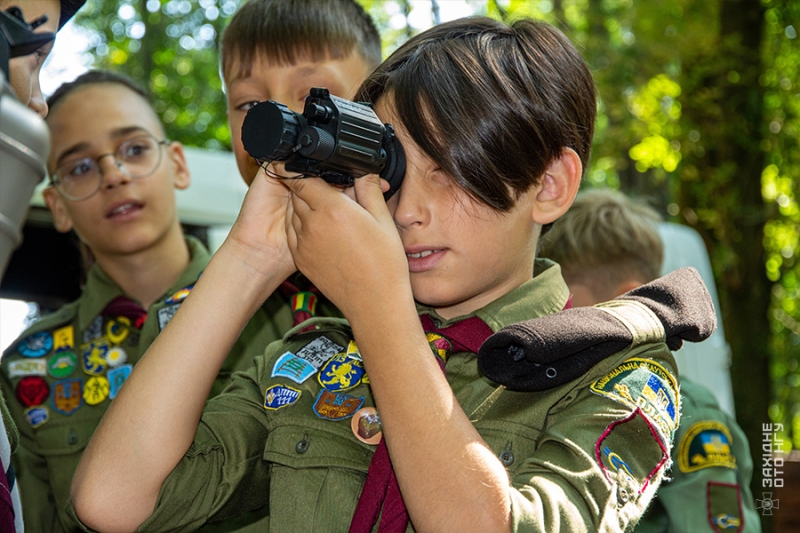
[{"xmin": 50, "ymin": 133, "xmax": 170, "ymax": 201}]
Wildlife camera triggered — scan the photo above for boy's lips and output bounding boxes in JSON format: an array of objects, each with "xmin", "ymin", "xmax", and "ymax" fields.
[
  {"xmin": 405, "ymin": 246, "xmax": 446, "ymax": 272},
  {"xmin": 105, "ymin": 200, "xmax": 144, "ymax": 220}
]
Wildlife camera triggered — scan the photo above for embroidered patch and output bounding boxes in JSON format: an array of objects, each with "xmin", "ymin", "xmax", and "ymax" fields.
[
  {"xmin": 271, "ymin": 352, "xmax": 317, "ymax": 384},
  {"xmin": 8, "ymin": 358, "xmax": 47, "ymax": 378},
  {"xmin": 313, "ymin": 389, "xmax": 364, "ymax": 421},
  {"xmin": 24, "ymin": 406, "xmax": 49, "ymax": 427},
  {"xmin": 105, "ymin": 316, "xmax": 131, "ymax": 345},
  {"xmin": 108, "ymin": 365, "xmax": 132, "ymax": 399},
  {"xmin": 165, "ymin": 284, "xmax": 194, "ymax": 304},
  {"xmin": 263, "ymin": 384, "xmax": 302, "ymax": 410},
  {"xmin": 707, "ymin": 482, "xmax": 743, "ymax": 533},
  {"xmin": 52, "ymin": 378, "xmax": 83, "ymax": 415},
  {"xmin": 83, "ymin": 376, "xmax": 110, "ymax": 405},
  {"xmin": 48, "ymin": 351, "xmax": 77, "ymax": 378},
  {"xmin": 426, "ymin": 332, "xmax": 452, "ymax": 365},
  {"xmin": 346, "ymin": 340, "xmax": 362, "ymax": 361},
  {"xmin": 17, "ymin": 331, "xmax": 53, "ymax": 358},
  {"xmin": 595, "ymin": 408, "xmax": 668, "ymax": 494},
  {"xmin": 590, "ymin": 358, "xmax": 679, "ymax": 439},
  {"xmin": 295, "ymin": 336, "xmax": 344, "ymax": 368},
  {"xmin": 318, "ymin": 353, "xmax": 365, "ymax": 392},
  {"xmin": 106, "ymin": 347, "xmax": 128, "ymax": 368},
  {"xmin": 81, "ymin": 339, "xmax": 109, "ymax": 375},
  {"xmin": 52, "ymin": 325, "xmax": 75, "ymax": 353},
  {"xmin": 157, "ymin": 304, "xmax": 181, "ymax": 331},
  {"xmin": 679, "ymin": 420, "xmax": 737, "ymax": 473},
  {"xmin": 83, "ymin": 315, "xmax": 103, "ymax": 343},
  {"xmin": 16, "ymin": 376, "xmax": 50, "ymax": 407}
]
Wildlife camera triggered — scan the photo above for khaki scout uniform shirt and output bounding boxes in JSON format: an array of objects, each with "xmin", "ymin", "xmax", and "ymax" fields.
[
  {"xmin": 634, "ymin": 379, "xmax": 761, "ymax": 533},
  {"xmin": 72, "ymin": 260, "xmax": 680, "ymax": 533},
  {"xmin": 0, "ymin": 236, "xmax": 304, "ymax": 533}
]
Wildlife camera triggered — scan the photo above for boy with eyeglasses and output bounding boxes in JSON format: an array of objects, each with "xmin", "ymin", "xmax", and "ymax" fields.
[{"xmin": 0, "ymin": 70, "xmax": 276, "ymax": 533}]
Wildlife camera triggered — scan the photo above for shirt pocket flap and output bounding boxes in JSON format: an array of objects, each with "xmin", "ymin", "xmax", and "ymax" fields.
[
  {"xmin": 32, "ymin": 419, "xmax": 98, "ymax": 456},
  {"xmin": 262, "ymin": 422, "xmax": 372, "ymax": 472}
]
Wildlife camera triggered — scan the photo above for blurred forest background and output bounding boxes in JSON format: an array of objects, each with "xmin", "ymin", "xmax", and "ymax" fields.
[{"xmin": 67, "ymin": 0, "xmax": 798, "ymax": 527}]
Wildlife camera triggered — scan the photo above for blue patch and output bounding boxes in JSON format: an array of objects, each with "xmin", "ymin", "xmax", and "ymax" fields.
[
  {"xmin": 317, "ymin": 353, "xmax": 365, "ymax": 392},
  {"xmin": 24, "ymin": 406, "xmax": 49, "ymax": 427},
  {"xmin": 263, "ymin": 384, "xmax": 302, "ymax": 410},
  {"xmin": 18, "ymin": 331, "xmax": 53, "ymax": 358},
  {"xmin": 271, "ymin": 352, "xmax": 317, "ymax": 384},
  {"xmin": 108, "ymin": 364, "xmax": 133, "ymax": 399},
  {"xmin": 81, "ymin": 339, "xmax": 109, "ymax": 375},
  {"xmin": 643, "ymin": 373, "xmax": 676, "ymax": 421}
]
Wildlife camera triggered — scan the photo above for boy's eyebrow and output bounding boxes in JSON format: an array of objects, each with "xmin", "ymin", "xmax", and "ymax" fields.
[{"xmin": 54, "ymin": 126, "xmax": 153, "ymax": 166}]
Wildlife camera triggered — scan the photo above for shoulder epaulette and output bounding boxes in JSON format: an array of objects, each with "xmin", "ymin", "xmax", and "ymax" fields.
[{"xmin": 478, "ymin": 268, "xmax": 716, "ymax": 392}]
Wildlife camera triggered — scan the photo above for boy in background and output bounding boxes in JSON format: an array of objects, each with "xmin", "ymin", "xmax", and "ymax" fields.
[
  {"xmin": 217, "ymin": 0, "xmax": 382, "ymax": 331},
  {"xmin": 539, "ymin": 188, "xmax": 761, "ymax": 533},
  {"xmin": 0, "ymin": 70, "xmax": 273, "ymax": 533}
]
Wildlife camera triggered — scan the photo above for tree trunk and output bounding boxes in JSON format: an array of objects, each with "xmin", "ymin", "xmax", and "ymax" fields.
[{"xmin": 679, "ymin": 0, "xmax": 770, "ymax": 528}]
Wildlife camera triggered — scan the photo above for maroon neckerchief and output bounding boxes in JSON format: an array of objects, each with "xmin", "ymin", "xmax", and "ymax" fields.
[
  {"xmin": 278, "ymin": 276, "xmax": 321, "ymax": 332},
  {"xmin": 101, "ymin": 296, "xmax": 148, "ymax": 329},
  {"xmin": 348, "ymin": 314, "xmax": 493, "ymax": 533},
  {"xmin": 0, "ymin": 457, "xmax": 16, "ymax": 532}
]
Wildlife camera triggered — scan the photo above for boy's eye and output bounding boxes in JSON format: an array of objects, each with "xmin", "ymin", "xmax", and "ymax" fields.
[
  {"xmin": 66, "ymin": 159, "xmax": 96, "ymax": 178},
  {"xmin": 120, "ymin": 140, "xmax": 152, "ymax": 160},
  {"xmin": 237, "ymin": 101, "xmax": 259, "ymax": 112}
]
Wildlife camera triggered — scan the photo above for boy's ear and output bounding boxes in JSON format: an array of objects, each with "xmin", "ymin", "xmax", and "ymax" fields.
[
  {"xmin": 166, "ymin": 141, "xmax": 191, "ymax": 190},
  {"xmin": 531, "ymin": 148, "xmax": 582, "ymax": 225},
  {"xmin": 43, "ymin": 187, "xmax": 74, "ymax": 233}
]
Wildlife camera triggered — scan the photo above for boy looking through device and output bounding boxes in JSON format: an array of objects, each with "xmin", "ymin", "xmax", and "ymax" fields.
[{"xmin": 72, "ymin": 17, "xmax": 681, "ymax": 533}]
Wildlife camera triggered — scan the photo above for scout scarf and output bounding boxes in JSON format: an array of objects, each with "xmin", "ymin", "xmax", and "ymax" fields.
[{"xmin": 348, "ymin": 315, "xmax": 493, "ymax": 533}]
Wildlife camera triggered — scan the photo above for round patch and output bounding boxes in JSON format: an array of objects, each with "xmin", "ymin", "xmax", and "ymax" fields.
[
  {"xmin": 351, "ymin": 407, "xmax": 382, "ymax": 445},
  {"xmin": 48, "ymin": 351, "xmax": 77, "ymax": 378},
  {"xmin": 24, "ymin": 406, "xmax": 49, "ymax": 428},
  {"xmin": 105, "ymin": 317, "xmax": 131, "ymax": 345},
  {"xmin": 83, "ymin": 376, "xmax": 110, "ymax": 405},
  {"xmin": 18, "ymin": 331, "xmax": 54, "ymax": 358},
  {"xmin": 16, "ymin": 376, "xmax": 50, "ymax": 407},
  {"xmin": 105, "ymin": 347, "xmax": 128, "ymax": 368}
]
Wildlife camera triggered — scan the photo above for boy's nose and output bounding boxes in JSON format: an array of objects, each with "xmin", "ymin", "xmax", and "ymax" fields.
[
  {"xmin": 99, "ymin": 156, "xmax": 132, "ymax": 188},
  {"xmin": 391, "ymin": 174, "xmax": 430, "ymax": 229}
]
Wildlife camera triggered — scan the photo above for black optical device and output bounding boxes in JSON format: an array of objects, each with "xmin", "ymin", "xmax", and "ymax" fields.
[{"xmin": 241, "ymin": 87, "xmax": 405, "ymax": 200}]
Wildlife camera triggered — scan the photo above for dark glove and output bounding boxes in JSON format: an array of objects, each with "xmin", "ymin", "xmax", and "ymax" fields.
[{"xmin": 477, "ymin": 267, "xmax": 716, "ymax": 391}]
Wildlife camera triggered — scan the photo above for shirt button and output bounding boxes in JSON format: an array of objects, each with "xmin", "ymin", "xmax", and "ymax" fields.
[
  {"xmin": 295, "ymin": 438, "xmax": 309, "ymax": 454},
  {"xmin": 499, "ymin": 450, "xmax": 514, "ymax": 467},
  {"xmin": 67, "ymin": 430, "xmax": 78, "ymax": 445}
]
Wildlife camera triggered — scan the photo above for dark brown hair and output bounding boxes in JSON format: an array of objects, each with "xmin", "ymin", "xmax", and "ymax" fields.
[
  {"xmin": 220, "ymin": 0, "xmax": 381, "ymax": 81},
  {"xmin": 357, "ymin": 17, "xmax": 597, "ymax": 212}
]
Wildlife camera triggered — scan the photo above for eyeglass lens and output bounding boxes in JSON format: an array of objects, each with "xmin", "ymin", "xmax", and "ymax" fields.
[{"xmin": 54, "ymin": 135, "xmax": 164, "ymax": 200}]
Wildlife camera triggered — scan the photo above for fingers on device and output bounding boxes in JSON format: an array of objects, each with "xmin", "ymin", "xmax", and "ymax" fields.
[{"xmin": 241, "ymin": 87, "xmax": 406, "ymax": 200}]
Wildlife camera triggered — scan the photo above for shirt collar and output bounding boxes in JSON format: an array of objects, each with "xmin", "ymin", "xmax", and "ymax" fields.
[
  {"xmin": 77, "ymin": 236, "xmax": 210, "ymax": 330},
  {"xmin": 415, "ymin": 258, "xmax": 569, "ymax": 334}
]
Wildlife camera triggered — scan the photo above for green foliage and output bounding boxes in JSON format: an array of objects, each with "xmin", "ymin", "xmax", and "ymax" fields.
[{"xmin": 74, "ymin": 0, "xmax": 241, "ymax": 151}]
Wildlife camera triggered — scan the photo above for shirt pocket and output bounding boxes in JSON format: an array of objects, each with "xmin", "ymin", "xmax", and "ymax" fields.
[
  {"xmin": 32, "ymin": 419, "xmax": 99, "ymax": 520},
  {"xmin": 262, "ymin": 421, "xmax": 372, "ymax": 533}
]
